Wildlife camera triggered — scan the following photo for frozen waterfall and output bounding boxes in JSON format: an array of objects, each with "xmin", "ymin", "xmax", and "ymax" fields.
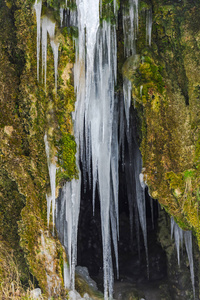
[{"xmin": 73, "ymin": 0, "xmax": 118, "ymax": 294}]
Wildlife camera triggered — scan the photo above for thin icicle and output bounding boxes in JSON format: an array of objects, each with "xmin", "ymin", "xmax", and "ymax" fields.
[
  {"xmin": 44, "ymin": 133, "xmax": 57, "ymax": 230},
  {"xmin": 42, "ymin": 16, "xmax": 55, "ymax": 89},
  {"xmin": 122, "ymin": 0, "xmax": 139, "ymax": 56},
  {"xmin": 135, "ymin": 148, "xmax": 149, "ymax": 277},
  {"xmin": 50, "ymin": 40, "xmax": 60, "ymax": 93},
  {"xmin": 146, "ymin": 8, "xmax": 152, "ymax": 46},
  {"xmin": 60, "ymin": 7, "xmax": 64, "ymax": 27},
  {"xmin": 61, "ymin": 178, "xmax": 81, "ymax": 290},
  {"xmin": 123, "ymin": 78, "xmax": 132, "ymax": 129},
  {"xmin": 184, "ymin": 231, "xmax": 195, "ymax": 298},
  {"xmin": 150, "ymin": 197, "xmax": 154, "ymax": 229},
  {"xmin": 34, "ymin": 0, "xmax": 42, "ymax": 81},
  {"xmin": 171, "ymin": 218, "xmax": 195, "ymax": 298}
]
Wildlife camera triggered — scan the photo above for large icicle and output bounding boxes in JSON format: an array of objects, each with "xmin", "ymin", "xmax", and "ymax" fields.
[
  {"xmin": 171, "ymin": 218, "xmax": 195, "ymax": 297},
  {"xmin": 34, "ymin": 0, "xmax": 42, "ymax": 81}
]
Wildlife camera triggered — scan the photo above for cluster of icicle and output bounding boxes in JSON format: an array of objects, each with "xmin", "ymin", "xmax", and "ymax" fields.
[
  {"xmin": 34, "ymin": 0, "xmax": 59, "ymax": 92},
  {"xmin": 40, "ymin": 0, "xmax": 152, "ymax": 299},
  {"xmin": 70, "ymin": 0, "xmax": 118, "ymax": 297},
  {"xmin": 171, "ymin": 217, "xmax": 195, "ymax": 298},
  {"xmin": 122, "ymin": 0, "xmax": 152, "ymax": 57}
]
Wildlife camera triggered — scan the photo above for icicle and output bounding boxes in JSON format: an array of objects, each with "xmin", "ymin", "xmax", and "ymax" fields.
[
  {"xmin": 44, "ymin": 133, "xmax": 57, "ymax": 230},
  {"xmin": 61, "ymin": 178, "xmax": 81, "ymax": 290},
  {"xmin": 150, "ymin": 197, "xmax": 154, "ymax": 229},
  {"xmin": 171, "ymin": 218, "xmax": 195, "ymax": 298},
  {"xmin": 135, "ymin": 148, "xmax": 149, "ymax": 277},
  {"xmin": 146, "ymin": 8, "xmax": 152, "ymax": 46},
  {"xmin": 60, "ymin": 7, "xmax": 64, "ymax": 27},
  {"xmin": 50, "ymin": 40, "xmax": 59, "ymax": 93},
  {"xmin": 73, "ymin": 1, "xmax": 119, "ymax": 297},
  {"xmin": 122, "ymin": 0, "xmax": 139, "ymax": 56},
  {"xmin": 42, "ymin": 17, "xmax": 55, "ymax": 89},
  {"xmin": 184, "ymin": 231, "xmax": 195, "ymax": 298},
  {"xmin": 140, "ymin": 85, "xmax": 143, "ymax": 97},
  {"xmin": 34, "ymin": 0, "xmax": 42, "ymax": 81},
  {"xmin": 123, "ymin": 78, "xmax": 132, "ymax": 129}
]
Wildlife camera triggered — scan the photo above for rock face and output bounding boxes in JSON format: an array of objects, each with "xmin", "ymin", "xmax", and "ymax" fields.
[
  {"xmin": 0, "ymin": 0, "xmax": 200, "ymax": 299},
  {"xmin": 123, "ymin": 0, "xmax": 200, "ymax": 244}
]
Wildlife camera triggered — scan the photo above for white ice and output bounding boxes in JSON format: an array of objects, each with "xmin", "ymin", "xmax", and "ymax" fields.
[
  {"xmin": 34, "ymin": 0, "xmax": 42, "ymax": 81},
  {"xmin": 44, "ymin": 133, "xmax": 57, "ymax": 230},
  {"xmin": 122, "ymin": 0, "xmax": 139, "ymax": 56},
  {"xmin": 171, "ymin": 218, "xmax": 195, "ymax": 297},
  {"xmin": 146, "ymin": 9, "xmax": 152, "ymax": 46}
]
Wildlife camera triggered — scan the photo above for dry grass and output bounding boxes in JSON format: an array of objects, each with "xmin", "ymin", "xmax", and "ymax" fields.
[{"xmin": 0, "ymin": 241, "xmax": 43, "ymax": 299}]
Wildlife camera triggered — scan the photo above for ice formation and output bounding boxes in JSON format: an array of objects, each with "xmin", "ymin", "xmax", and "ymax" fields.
[
  {"xmin": 171, "ymin": 218, "xmax": 195, "ymax": 297},
  {"xmin": 39, "ymin": 0, "xmax": 152, "ymax": 297},
  {"xmin": 146, "ymin": 8, "xmax": 152, "ymax": 46},
  {"xmin": 73, "ymin": 0, "xmax": 118, "ymax": 293},
  {"xmin": 34, "ymin": 2, "xmax": 59, "ymax": 92},
  {"xmin": 44, "ymin": 133, "xmax": 57, "ymax": 230},
  {"xmin": 34, "ymin": 0, "xmax": 42, "ymax": 81},
  {"xmin": 122, "ymin": 0, "xmax": 139, "ymax": 56}
]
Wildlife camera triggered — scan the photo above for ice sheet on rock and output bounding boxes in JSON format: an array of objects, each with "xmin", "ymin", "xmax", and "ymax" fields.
[
  {"xmin": 64, "ymin": 260, "xmax": 70, "ymax": 289},
  {"xmin": 44, "ymin": 133, "xmax": 56, "ymax": 229},
  {"xmin": 34, "ymin": 0, "xmax": 42, "ymax": 81},
  {"xmin": 76, "ymin": 266, "xmax": 98, "ymax": 291}
]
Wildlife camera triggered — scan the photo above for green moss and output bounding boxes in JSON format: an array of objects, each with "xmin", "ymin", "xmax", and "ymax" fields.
[{"xmin": 56, "ymin": 133, "xmax": 78, "ymax": 182}]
